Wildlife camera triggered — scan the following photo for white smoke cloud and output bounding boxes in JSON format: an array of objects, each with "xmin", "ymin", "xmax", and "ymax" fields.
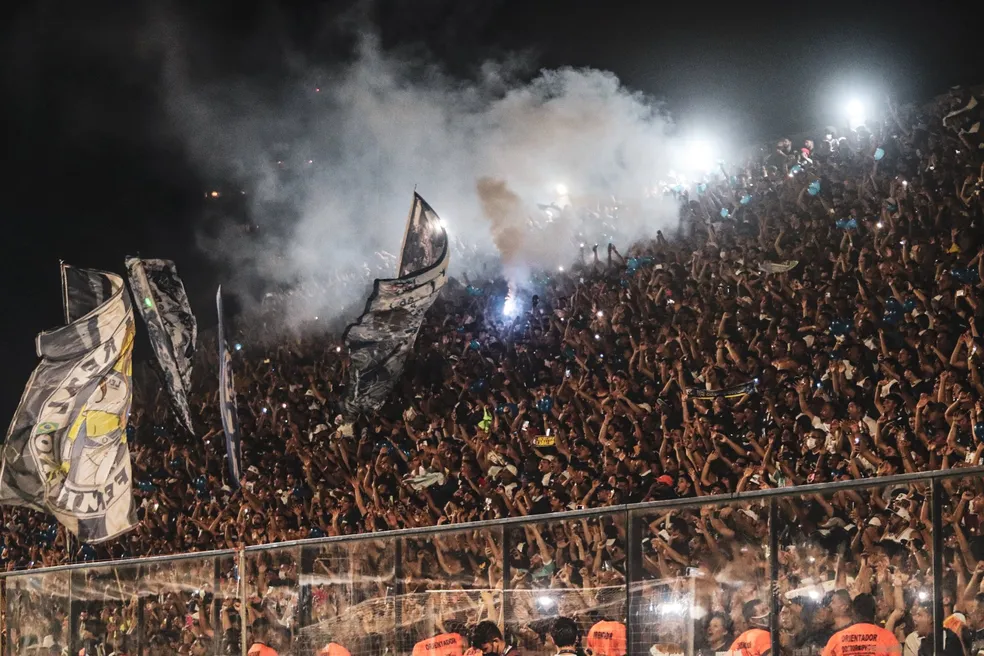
[{"xmin": 151, "ymin": 18, "xmax": 681, "ymax": 327}]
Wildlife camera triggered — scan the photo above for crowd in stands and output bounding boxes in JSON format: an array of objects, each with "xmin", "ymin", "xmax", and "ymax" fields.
[{"xmin": 3, "ymin": 85, "xmax": 984, "ymax": 656}]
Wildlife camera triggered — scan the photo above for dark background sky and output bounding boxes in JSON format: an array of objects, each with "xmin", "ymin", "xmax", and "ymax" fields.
[{"xmin": 2, "ymin": 0, "xmax": 984, "ymax": 420}]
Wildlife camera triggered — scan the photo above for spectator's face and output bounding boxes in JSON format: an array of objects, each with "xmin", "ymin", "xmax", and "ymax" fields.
[
  {"xmin": 708, "ymin": 616, "xmax": 728, "ymax": 642},
  {"xmin": 779, "ymin": 606, "xmax": 796, "ymax": 630},
  {"xmin": 969, "ymin": 601, "xmax": 984, "ymax": 629},
  {"xmin": 912, "ymin": 605, "xmax": 933, "ymax": 636}
]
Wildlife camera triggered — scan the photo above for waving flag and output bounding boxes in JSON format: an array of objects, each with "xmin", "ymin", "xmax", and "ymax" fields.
[
  {"xmin": 686, "ymin": 380, "xmax": 758, "ymax": 400},
  {"xmin": 216, "ymin": 286, "xmax": 242, "ymax": 487},
  {"xmin": 0, "ymin": 264, "xmax": 137, "ymax": 543},
  {"xmin": 343, "ymin": 193, "xmax": 450, "ymax": 415},
  {"xmin": 125, "ymin": 257, "xmax": 197, "ymax": 433}
]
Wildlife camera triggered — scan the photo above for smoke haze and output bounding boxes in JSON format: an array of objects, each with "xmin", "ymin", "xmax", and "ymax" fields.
[{"xmin": 149, "ymin": 12, "xmax": 681, "ymax": 327}]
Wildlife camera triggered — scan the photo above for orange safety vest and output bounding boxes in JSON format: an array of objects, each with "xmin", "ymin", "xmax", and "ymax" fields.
[
  {"xmin": 729, "ymin": 628, "xmax": 771, "ymax": 656},
  {"xmin": 248, "ymin": 644, "xmax": 279, "ymax": 656},
  {"xmin": 319, "ymin": 643, "xmax": 352, "ymax": 656},
  {"xmin": 412, "ymin": 632, "xmax": 465, "ymax": 656},
  {"xmin": 821, "ymin": 623, "xmax": 901, "ymax": 656},
  {"xmin": 587, "ymin": 620, "xmax": 627, "ymax": 656}
]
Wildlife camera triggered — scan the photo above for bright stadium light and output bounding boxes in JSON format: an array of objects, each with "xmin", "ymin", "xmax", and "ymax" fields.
[
  {"xmin": 847, "ymin": 99, "xmax": 866, "ymax": 130},
  {"xmin": 503, "ymin": 295, "xmax": 519, "ymax": 318},
  {"xmin": 682, "ymin": 139, "xmax": 716, "ymax": 173}
]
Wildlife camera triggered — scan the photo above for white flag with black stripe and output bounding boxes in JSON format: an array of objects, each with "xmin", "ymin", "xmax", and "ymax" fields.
[{"xmin": 125, "ymin": 257, "xmax": 197, "ymax": 433}]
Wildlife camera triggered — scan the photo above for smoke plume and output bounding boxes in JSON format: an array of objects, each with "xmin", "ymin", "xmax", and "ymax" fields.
[{"xmin": 148, "ymin": 14, "xmax": 680, "ymax": 328}]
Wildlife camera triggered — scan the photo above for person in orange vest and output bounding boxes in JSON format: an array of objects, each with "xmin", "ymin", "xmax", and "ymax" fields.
[
  {"xmin": 821, "ymin": 593, "xmax": 900, "ymax": 656},
  {"xmin": 586, "ymin": 618, "xmax": 626, "ymax": 656},
  {"xmin": 729, "ymin": 600, "xmax": 771, "ymax": 656},
  {"xmin": 247, "ymin": 618, "xmax": 279, "ymax": 656},
  {"xmin": 586, "ymin": 588, "xmax": 627, "ymax": 656},
  {"xmin": 318, "ymin": 642, "xmax": 352, "ymax": 656},
  {"xmin": 412, "ymin": 630, "xmax": 466, "ymax": 656}
]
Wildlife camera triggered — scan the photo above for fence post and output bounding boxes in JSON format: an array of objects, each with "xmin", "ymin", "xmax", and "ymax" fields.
[
  {"xmin": 297, "ymin": 545, "xmax": 311, "ymax": 644},
  {"xmin": 394, "ymin": 537, "xmax": 404, "ymax": 653},
  {"xmin": 137, "ymin": 565, "xmax": 145, "ymax": 656},
  {"xmin": 239, "ymin": 548, "xmax": 247, "ymax": 656},
  {"xmin": 501, "ymin": 524, "xmax": 511, "ymax": 643},
  {"xmin": 68, "ymin": 571, "xmax": 79, "ymax": 656},
  {"xmin": 2, "ymin": 577, "xmax": 7, "ymax": 656},
  {"xmin": 768, "ymin": 499, "xmax": 780, "ymax": 653},
  {"xmin": 626, "ymin": 509, "xmax": 641, "ymax": 656},
  {"xmin": 213, "ymin": 558, "xmax": 222, "ymax": 656},
  {"xmin": 932, "ymin": 479, "xmax": 944, "ymax": 656}
]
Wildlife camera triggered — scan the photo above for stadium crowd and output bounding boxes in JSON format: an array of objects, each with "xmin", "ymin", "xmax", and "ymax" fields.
[{"xmin": 4, "ymin": 86, "xmax": 984, "ymax": 656}]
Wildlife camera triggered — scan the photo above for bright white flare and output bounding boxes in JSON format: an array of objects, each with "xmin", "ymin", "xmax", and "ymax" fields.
[
  {"xmin": 682, "ymin": 139, "xmax": 716, "ymax": 173},
  {"xmin": 555, "ymin": 183, "xmax": 569, "ymax": 196},
  {"xmin": 847, "ymin": 100, "xmax": 866, "ymax": 130},
  {"xmin": 503, "ymin": 295, "xmax": 519, "ymax": 317}
]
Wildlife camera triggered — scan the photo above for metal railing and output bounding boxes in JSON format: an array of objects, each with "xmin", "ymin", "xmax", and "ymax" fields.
[{"xmin": 3, "ymin": 465, "xmax": 981, "ymax": 655}]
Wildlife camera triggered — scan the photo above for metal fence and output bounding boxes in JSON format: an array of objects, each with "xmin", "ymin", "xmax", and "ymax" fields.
[{"xmin": 3, "ymin": 465, "xmax": 981, "ymax": 656}]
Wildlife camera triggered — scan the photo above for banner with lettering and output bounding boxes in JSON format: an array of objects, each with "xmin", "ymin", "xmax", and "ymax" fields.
[
  {"xmin": 343, "ymin": 193, "xmax": 450, "ymax": 415},
  {"xmin": 125, "ymin": 257, "xmax": 197, "ymax": 434},
  {"xmin": 0, "ymin": 264, "xmax": 137, "ymax": 543},
  {"xmin": 216, "ymin": 286, "xmax": 242, "ymax": 488}
]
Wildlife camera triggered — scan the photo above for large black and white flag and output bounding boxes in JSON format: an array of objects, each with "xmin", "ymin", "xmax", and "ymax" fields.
[
  {"xmin": 343, "ymin": 193, "xmax": 450, "ymax": 415},
  {"xmin": 125, "ymin": 257, "xmax": 197, "ymax": 433},
  {"xmin": 0, "ymin": 264, "xmax": 137, "ymax": 543},
  {"xmin": 216, "ymin": 286, "xmax": 242, "ymax": 488}
]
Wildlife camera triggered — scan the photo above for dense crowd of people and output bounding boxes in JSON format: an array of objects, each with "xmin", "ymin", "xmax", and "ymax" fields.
[{"xmin": 4, "ymin": 85, "xmax": 984, "ymax": 655}]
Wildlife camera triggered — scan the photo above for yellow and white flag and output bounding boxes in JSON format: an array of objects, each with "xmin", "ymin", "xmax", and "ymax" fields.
[{"xmin": 0, "ymin": 264, "xmax": 137, "ymax": 543}]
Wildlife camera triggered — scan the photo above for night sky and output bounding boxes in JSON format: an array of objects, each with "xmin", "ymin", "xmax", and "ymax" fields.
[{"xmin": 2, "ymin": 0, "xmax": 984, "ymax": 419}]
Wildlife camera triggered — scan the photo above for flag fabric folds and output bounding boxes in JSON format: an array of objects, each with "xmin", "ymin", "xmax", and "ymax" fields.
[
  {"xmin": 125, "ymin": 257, "xmax": 197, "ymax": 434},
  {"xmin": 759, "ymin": 260, "xmax": 799, "ymax": 274},
  {"xmin": 343, "ymin": 193, "xmax": 450, "ymax": 415},
  {"xmin": 686, "ymin": 380, "xmax": 758, "ymax": 400},
  {"xmin": 0, "ymin": 264, "xmax": 137, "ymax": 543},
  {"xmin": 216, "ymin": 286, "xmax": 242, "ymax": 488}
]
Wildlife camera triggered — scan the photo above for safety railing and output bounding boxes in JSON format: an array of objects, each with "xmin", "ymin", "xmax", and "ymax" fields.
[{"xmin": 3, "ymin": 465, "xmax": 981, "ymax": 655}]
